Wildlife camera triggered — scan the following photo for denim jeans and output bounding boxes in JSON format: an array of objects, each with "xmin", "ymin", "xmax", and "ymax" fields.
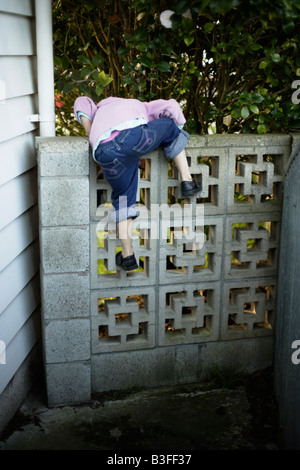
[{"xmin": 94, "ymin": 117, "xmax": 190, "ymax": 222}]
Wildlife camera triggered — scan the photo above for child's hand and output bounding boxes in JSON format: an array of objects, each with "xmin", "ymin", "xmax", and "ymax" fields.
[{"xmin": 159, "ymin": 110, "xmax": 172, "ymax": 119}]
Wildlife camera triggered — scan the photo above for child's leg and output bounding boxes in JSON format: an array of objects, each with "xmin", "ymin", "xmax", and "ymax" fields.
[
  {"xmin": 116, "ymin": 217, "xmax": 139, "ymax": 270},
  {"xmin": 173, "ymin": 149, "xmax": 193, "ymax": 182},
  {"xmin": 117, "ymin": 217, "xmax": 134, "ymax": 257}
]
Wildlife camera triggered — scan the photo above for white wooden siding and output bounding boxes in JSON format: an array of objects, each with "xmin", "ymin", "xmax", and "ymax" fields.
[
  {"xmin": 0, "ymin": 0, "xmax": 40, "ymax": 396},
  {"xmin": 0, "ymin": 56, "xmax": 37, "ymax": 99},
  {"xmin": 0, "ymin": 95, "xmax": 37, "ymax": 142},
  {"xmin": 0, "ymin": 13, "xmax": 34, "ymax": 56},
  {"xmin": 0, "ymin": 133, "xmax": 36, "ymax": 186},
  {"xmin": 0, "ymin": 0, "xmax": 33, "ymax": 16}
]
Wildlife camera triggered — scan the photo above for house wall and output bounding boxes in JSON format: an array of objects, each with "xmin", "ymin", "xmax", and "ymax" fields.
[{"xmin": 0, "ymin": 0, "xmax": 42, "ymax": 433}]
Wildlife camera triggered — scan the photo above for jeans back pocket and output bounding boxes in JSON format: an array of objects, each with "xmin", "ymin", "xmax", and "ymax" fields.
[
  {"xmin": 100, "ymin": 158, "xmax": 126, "ymax": 180},
  {"xmin": 133, "ymin": 127, "xmax": 157, "ymax": 154}
]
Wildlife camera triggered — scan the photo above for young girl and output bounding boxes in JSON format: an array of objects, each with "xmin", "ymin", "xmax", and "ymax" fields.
[{"xmin": 74, "ymin": 96, "xmax": 201, "ymax": 271}]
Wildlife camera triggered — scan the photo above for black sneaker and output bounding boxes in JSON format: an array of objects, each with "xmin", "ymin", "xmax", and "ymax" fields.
[
  {"xmin": 181, "ymin": 177, "xmax": 202, "ymax": 197},
  {"xmin": 116, "ymin": 251, "xmax": 139, "ymax": 271}
]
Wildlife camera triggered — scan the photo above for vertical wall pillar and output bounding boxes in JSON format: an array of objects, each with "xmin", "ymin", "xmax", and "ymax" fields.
[{"xmin": 37, "ymin": 137, "xmax": 91, "ymax": 406}]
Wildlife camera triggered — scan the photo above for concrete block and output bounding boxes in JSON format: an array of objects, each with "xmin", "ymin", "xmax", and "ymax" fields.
[
  {"xmin": 221, "ymin": 278, "xmax": 277, "ymax": 340},
  {"xmin": 40, "ymin": 177, "xmax": 89, "ymax": 226},
  {"xmin": 90, "ymin": 221, "xmax": 157, "ymax": 288},
  {"xmin": 198, "ymin": 337, "xmax": 274, "ymax": 378},
  {"xmin": 227, "ymin": 145, "xmax": 289, "ymax": 214},
  {"xmin": 44, "ymin": 319, "xmax": 90, "ymax": 363},
  {"xmin": 37, "ymin": 137, "xmax": 90, "ymax": 177},
  {"xmin": 45, "ymin": 362, "xmax": 91, "ymax": 406},
  {"xmin": 91, "ymin": 337, "xmax": 274, "ymax": 393},
  {"xmin": 224, "ymin": 213, "xmax": 281, "ymax": 280},
  {"xmin": 187, "ymin": 133, "xmax": 291, "ymax": 149},
  {"xmin": 158, "ymin": 215, "xmax": 223, "ymax": 284},
  {"xmin": 90, "ymin": 287, "xmax": 156, "ymax": 353},
  {"xmin": 41, "ymin": 226, "xmax": 89, "ymax": 273},
  {"xmin": 42, "ymin": 273, "xmax": 90, "ymax": 320},
  {"xmin": 158, "ymin": 282, "xmax": 220, "ymax": 346},
  {"xmin": 91, "ymin": 348, "xmax": 176, "ymax": 392},
  {"xmin": 174, "ymin": 344, "xmax": 202, "ymax": 384}
]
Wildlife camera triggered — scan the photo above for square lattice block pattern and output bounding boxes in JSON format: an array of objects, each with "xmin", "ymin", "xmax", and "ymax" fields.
[
  {"xmin": 91, "ymin": 287, "xmax": 156, "ymax": 353},
  {"xmin": 158, "ymin": 214, "xmax": 223, "ymax": 284},
  {"xmin": 90, "ymin": 150, "xmax": 161, "ymax": 221},
  {"xmin": 159, "ymin": 144, "xmax": 227, "ymax": 216},
  {"xmin": 37, "ymin": 137, "xmax": 90, "ymax": 177},
  {"xmin": 39, "ymin": 177, "xmax": 89, "ymax": 226},
  {"xmin": 158, "ymin": 282, "xmax": 220, "ymax": 346},
  {"xmin": 41, "ymin": 273, "xmax": 90, "ymax": 320},
  {"xmin": 224, "ymin": 213, "xmax": 281, "ymax": 279},
  {"xmin": 227, "ymin": 144, "xmax": 289, "ymax": 214},
  {"xmin": 221, "ymin": 278, "xmax": 277, "ymax": 340},
  {"xmin": 90, "ymin": 221, "xmax": 157, "ymax": 288},
  {"xmin": 41, "ymin": 226, "xmax": 89, "ymax": 274}
]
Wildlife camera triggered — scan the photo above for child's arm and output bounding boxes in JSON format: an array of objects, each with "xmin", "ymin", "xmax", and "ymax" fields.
[
  {"xmin": 146, "ymin": 99, "xmax": 186, "ymax": 127},
  {"xmin": 81, "ymin": 115, "xmax": 92, "ymax": 136},
  {"xmin": 74, "ymin": 96, "xmax": 97, "ymax": 134}
]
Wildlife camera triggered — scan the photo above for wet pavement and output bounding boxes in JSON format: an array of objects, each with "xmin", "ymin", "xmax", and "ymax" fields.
[{"xmin": 0, "ymin": 368, "xmax": 280, "ymax": 452}]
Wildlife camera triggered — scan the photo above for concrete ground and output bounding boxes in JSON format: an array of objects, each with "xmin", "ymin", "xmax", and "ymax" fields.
[{"xmin": 0, "ymin": 368, "xmax": 280, "ymax": 451}]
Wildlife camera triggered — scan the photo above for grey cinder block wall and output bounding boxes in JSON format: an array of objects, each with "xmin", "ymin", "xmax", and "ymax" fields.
[
  {"xmin": 37, "ymin": 137, "xmax": 91, "ymax": 405},
  {"xmin": 37, "ymin": 134, "xmax": 297, "ymax": 448}
]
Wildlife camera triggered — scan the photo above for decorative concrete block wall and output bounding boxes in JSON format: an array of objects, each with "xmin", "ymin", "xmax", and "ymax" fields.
[{"xmin": 37, "ymin": 134, "xmax": 293, "ymax": 406}]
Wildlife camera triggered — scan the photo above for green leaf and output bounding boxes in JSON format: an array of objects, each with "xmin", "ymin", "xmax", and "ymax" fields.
[
  {"xmin": 231, "ymin": 108, "xmax": 241, "ymax": 119},
  {"xmin": 98, "ymin": 70, "xmax": 107, "ymax": 83},
  {"xmin": 96, "ymin": 84, "xmax": 104, "ymax": 96},
  {"xmin": 204, "ymin": 22, "xmax": 214, "ymax": 32},
  {"xmin": 98, "ymin": 71, "xmax": 113, "ymax": 86},
  {"xmin": 118, "ymin": 46, "xmax": 129, "ymax": 57},
  {"xmin": 80, "ymin": 66, "xmax": 93, "ymax": 78},
  {"xmin": 257, "ymin": 124, "xmax": 268, "ymax": 134},
  {"xmin": 92, "ymin": 54, "xmax": 102, "ymax": 67},
  {"xmin": 283, "ymin": 20, "xmax": 294, "ymax": 35},
  {"xmin": 134, "ymin": 28, "xmax": 148, "ymax": 42},
  {"xmin": 53, "ymin": 56, "xmax": 62, "ymax": 67},
  {"xmin": 241, "ymin": 106, "xmax": 250, "ymax": 119},
  {"xmin": 259, "ymin": 60, "xmax": 268, "ymax": 69},
  {"xmin": 157, "ymin": 61, "xmax": 171, "ymax": 72},
  {"xmin": 140, "ymin": 56, "xmax": 152, "ymax": 68},
  {"xmin": 249, "ymin": 43, "xmax": 262, "ymax": 51},
  {"xmin": 184, "ymin": 34, "xmax": 194, "ymax": 46},
  {"xmin": 271, "ymin": 53, "xmax": 281, "ymax": 63},
  {"xmin": 63, "ymin": 82, "xmax": 74, "ymax": 94},
  {"xmin": 78, "ymin": 55, "xmax": 90, "ymax": 65},
  {"xmin": 250, "ymin": 104, "xmax": 259, "ymax": 114},
  {"xmin": 252, "ymin": 93, "xmax": 264, "ymax": 104}
]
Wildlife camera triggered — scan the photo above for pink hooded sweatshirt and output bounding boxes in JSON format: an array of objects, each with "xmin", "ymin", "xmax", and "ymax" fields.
[{"xmin": 74, "ymin": 96, "xmax": 186, "ymax": 156}]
